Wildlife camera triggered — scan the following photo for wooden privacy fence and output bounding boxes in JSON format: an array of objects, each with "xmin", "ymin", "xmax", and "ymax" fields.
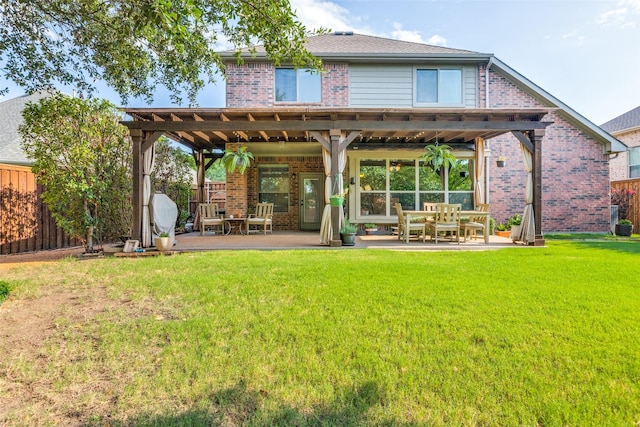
[
  {"xmin": 0, "ymin": 165, "xmax": 80, "ymax": 255},
  {"xmin": 189, "ymin": 181, "xmax": 226, "ymax": 215},
  {"xmin": 611, "ymin": 179, "xmax": 640, "ymax": 231}
]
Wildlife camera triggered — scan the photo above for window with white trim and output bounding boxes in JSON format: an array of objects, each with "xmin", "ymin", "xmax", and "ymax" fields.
[
  {"xmin": 357, "ymin": 157, "xmax": 473, "ymax": 218},
  {"xmin": 415, "ymin": 68, "xmax": 462, "ymax": 106},
  {"xmin": 275, "ymin": 68, "xmax": 321, "ymax": 102},
  {"xmin": 630, "ymin": 147, "xmax": 640, "ymax": 178}
]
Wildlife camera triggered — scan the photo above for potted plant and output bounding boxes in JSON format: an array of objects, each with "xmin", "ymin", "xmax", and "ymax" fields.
[
  {"xmin": 155, "ymin": 231, "xmax": 172, "ymax": 251},
  {"xmin": 221, "ymin": 145, "xmax": 254, "ymax": 174},
  {"xmin": 364, "ymin": 223, "xmax": 378, "ymax": 235},
  {"xmin": 340, "ymin": 217, "xmax": 358, "ymax": 246},
  {"xmin": 615, "ymin": 219, "xmax": 634, "ymax": 237},
  {"xmin": 329, "ymin": 173, "xmax": 346, "ymax": 206},
  {"xmin": 495, "ymin": 222, "xmax": 510, "ymax": 238},
  {"xmin": 496, "ymin": 156, "xmax": 506, "ymax": 167},
  {"xmin": 508, "ymin": 213, "xmax": 522, "ymax": 241}
]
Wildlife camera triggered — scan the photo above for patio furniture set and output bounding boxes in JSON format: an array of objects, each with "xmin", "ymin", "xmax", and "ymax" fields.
[
  {"xmin": 199, "ymin": 202, "xmax": 273, "ymax": 236},
  {"xmin": 395, "ymin": 202, "xmax": 491, "ymax": 244}
]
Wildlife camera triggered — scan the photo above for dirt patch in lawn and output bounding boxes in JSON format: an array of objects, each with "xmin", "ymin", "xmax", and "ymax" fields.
[{"xmin": 0, "ymin": 277, "xmax": 122, "ymax": 425}]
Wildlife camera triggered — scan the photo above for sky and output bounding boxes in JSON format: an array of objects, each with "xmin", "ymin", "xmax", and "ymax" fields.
[{"xmin": 1, "ymin": 0, "xmax": 639, "ymax": 126}]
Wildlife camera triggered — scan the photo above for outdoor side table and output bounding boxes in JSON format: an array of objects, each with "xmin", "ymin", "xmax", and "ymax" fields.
[{"xmin": 224, "ymin": 217, "xmax": 246, "ymax": 235}]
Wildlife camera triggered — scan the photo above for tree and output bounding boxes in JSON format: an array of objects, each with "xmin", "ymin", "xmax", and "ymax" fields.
[
  {"xmin": 19, "ymin": 93, "xmax": 132, "ymax": 252},
  {"xmin": 152, "ymin": 138, "xmax": 194, "ymax": 228},
  {"xmin": 0, "ymin": 0, "xmax": 325, "ymax": 105}
]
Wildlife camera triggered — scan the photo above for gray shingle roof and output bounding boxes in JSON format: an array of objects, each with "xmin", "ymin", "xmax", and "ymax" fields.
[
  {"xmin": 600, "ymin": 106, "xmax": 640, "ymax": 134},
  {"xmin": 0, "ymin": 92, "xmax": 49, "ymax": 165},
  {"xmin": 229, "ymin": 32, "xmax": 485, "ymax": 57}
]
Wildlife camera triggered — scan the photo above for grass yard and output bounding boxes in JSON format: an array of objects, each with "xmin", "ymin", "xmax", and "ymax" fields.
[{"xmin": 1, "ymin": 239, "xmax": 639, "ymax": 426}]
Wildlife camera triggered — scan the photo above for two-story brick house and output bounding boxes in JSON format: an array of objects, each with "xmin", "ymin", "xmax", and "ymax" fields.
[{"xmin": 124, "ymin": 32, "xmax": 625, "ymax": 246}]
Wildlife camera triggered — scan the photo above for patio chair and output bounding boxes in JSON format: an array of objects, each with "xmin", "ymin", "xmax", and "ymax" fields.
[
  {"xmin": 395, "ymin": 203, "xmax": 426, "ymax": 241},
  {"xmin": 426, "ymin": 203, "xmax": 461, "ymax": 244},
  {"xmin": 246, "ymin": 202, "xmax": 274, "ymax": 235},
  {"xmin": 462, "ymin": 203, "xmax": 490, "ymax": 242},
  {"xmin": 199, "ymin": 203, "xmax": 225, "ymax": 235}
]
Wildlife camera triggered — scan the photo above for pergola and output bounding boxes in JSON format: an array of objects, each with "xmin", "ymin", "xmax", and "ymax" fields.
[{"xmin": 122, "ymin": 107, "xmax": 551, "ymax": 246}]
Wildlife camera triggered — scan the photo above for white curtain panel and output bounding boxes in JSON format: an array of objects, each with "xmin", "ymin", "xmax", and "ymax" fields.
[
  {"xmin": 519, "ymin": 143, "xmax": 535, "ymax": 244},
  {"xmin": 474, "ymin": 137, "xmax": 485, "ymax": 205},
  {"xmin": 320, "ymin": 147, "xmax": 332, "ymax": 244},
  {"xmin": 142, "ymin": 142, "xmax": 156, "ymax": 247}
]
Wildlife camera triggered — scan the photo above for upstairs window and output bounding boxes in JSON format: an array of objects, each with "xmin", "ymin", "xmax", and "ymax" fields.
[
  {"xmin": 275, "ymin": 68, "xmax": 321, "ymax": 102},
  {"xmin": 630, "ymin": 147, "xmax": 640, "ymax": 178},
  {"xmin": 415, "ymin": 68, "xmax": 462, "ymax": 105}
]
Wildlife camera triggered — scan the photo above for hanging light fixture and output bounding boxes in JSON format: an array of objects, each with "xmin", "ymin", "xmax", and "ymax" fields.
[{"xmin": 389, "ymin": 162, "xmax": 401, "ymax": 172}]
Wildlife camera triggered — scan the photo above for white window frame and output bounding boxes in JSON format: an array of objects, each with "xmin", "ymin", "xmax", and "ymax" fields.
[
  {"xmin": 413, "ymin": 67, "xmax": 463, "ymax": 107},
  {"xmin": 274, "ymin": 68, "xmax": 321, "ymax": 103},
  {"xmin": 629, "ymin": 147, "xmax": 640, "ymax": 178}
]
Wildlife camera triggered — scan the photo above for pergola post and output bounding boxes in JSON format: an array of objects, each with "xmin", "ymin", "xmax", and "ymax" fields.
[
  {"xmin": 329, "ymin": 129, "xmax": 342, "ymax": 247},
  {"xmin": 130, "ymin": 129, "xmax": 144, "ymax": 242},
  {"xmin": 533, "ymin": 129, "xmax": 545, "ymax": 246}
]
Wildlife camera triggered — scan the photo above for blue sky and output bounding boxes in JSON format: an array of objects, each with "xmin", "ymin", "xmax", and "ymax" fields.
[{"xmin": 1, "ymin": 0, "xmax": 638, "ymax": 125}]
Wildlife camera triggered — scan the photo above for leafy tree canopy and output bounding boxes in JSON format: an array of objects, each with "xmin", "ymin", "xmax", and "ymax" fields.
[
  {"xmin": 0, "ymin": 0, "xmax": 324, "ymax": 105},
  {"xmin": 19, "ymin": 92, "xmax": 132, "ymax": 251}
]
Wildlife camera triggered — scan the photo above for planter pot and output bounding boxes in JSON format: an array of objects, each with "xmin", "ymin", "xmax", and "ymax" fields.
[
  {"xmin": 497, "ymin": 160, "xmax": 506, "ymax": 168},
  {"xmin": 330, "ymin": 196, "xmax": 344, "ymax": 207},
  {"xmin": 364, "ymin": 228, "xmax": 378, "ymax": 235},
  {"xmin": 340, "ymin": 232, "xmax": 356, "ymax": 246},
  {"xmin": 495, "ymin": 230, "xmax": 510, "ymax": 238},
  {"xmin": 615, "ymin": 223, "xmax": 633, "ymax": 237},
  {"xmin": 155, "ymin": 236, "xmax": 172, "ymax": 251},
  {"xmin": 511, "ymin": 225, "xmax": 522, "ymax": 241}
]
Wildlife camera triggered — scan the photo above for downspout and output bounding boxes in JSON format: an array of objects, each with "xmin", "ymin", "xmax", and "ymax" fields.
[{"xmin": 485, "ymin": 57, "xmax": 494, "ymax": 205}]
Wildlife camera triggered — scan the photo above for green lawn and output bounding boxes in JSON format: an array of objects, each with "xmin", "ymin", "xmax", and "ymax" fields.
[{"xmin": 2, "ymin": 239, "xmax": 640, "ymax": 426}]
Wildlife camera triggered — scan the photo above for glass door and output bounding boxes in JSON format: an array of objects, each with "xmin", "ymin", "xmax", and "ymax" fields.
[{"xmin": 299, "ymin": 173, "xmax": 323, "ymax": 231}]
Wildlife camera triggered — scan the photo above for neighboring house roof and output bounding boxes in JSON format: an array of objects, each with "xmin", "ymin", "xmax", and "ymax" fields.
[
  {"xmin": 600, "ymin": 106, "xmax": 640, "ymax": 135},
  {"xmin": 0, "ymin": 91, "xmax": 49, "ymax": 166}
]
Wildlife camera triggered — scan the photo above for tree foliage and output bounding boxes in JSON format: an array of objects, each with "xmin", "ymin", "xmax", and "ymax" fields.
[
  {"xmin": 0, "ymin": 0, "xmax": 325, "ymax": 105},
  {"xmin": 19, "ymin": 93, "xmax": 132, "ymax": 251}
]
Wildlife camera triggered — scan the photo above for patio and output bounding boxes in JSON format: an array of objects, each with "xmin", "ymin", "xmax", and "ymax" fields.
[{"xmin": 168, "ymin": 231, "xmax": 518, "ymax": 252}]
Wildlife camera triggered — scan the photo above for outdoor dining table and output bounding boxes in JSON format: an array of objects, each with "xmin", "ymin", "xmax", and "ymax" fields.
[{"xmin": 403, "ymin": 209, "xmax": 490, "ymax": 244}]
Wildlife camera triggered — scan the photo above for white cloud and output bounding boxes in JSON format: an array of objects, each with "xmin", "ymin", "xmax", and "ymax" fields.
[
  {"xmin": 426, "ymin": 34, "xmax": 448, "ymax": 47},
  {"xmin": 390, "ymin": 22, "xmax": 426, "ymax": 43},
  {"xmin": 597, "ymin": 0, "xmax": 639, "ymax": 28},
  {"xmin": 290, "ymin": 0, "xmax": 369, "ymax": 34}
]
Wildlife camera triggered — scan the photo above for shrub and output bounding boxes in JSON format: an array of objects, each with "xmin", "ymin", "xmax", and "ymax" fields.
[
  {"xmin": 0, "ymin": 281, "xmax": 10, "ymax": 302},
  {"xmin": 340, "ymin": 217, "xmax": 358, "ymax": 234}
]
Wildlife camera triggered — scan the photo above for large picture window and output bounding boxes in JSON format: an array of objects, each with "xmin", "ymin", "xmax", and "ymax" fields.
[
  {"xmin": 275, "ymin": 68, "xmax": 321, "ymax": 102},
  {"xmin": 357, "ymin": 157, "xmax": 474, "ymax": 217},
  {"xmin": 630, "ymin": 147, "xmax": 640, "ymax": 178},
  {"xmin": 258, "ymin": 165, "xmax": 290, "ymax": 212},
  {"xmin": 415, "ymin": 68, "xmax": 462, "ymax": 105}
]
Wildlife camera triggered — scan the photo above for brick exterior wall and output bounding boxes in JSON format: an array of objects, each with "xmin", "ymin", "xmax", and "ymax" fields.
[
  {"xmin": 244, "ymin": 155, "xmax": 324, "ymax": 230},
  {"xmin": 226, "ymin": 62, "xmax": 349, "ymax": 108},
  {"xmin": 610, "ymin": 129, "xmax": 640, "ymax": 181},
  {"xmin": 223, "ymin": 61, "xmax": 612, "ymax": 233},
  {"xmin": 486, "ymin": 69, "xmax": 611, "ymax": 232}
]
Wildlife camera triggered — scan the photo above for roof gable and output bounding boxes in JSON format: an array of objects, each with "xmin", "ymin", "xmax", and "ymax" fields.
[{"xmin": 600, "ymin": 106, "xmax": 640, "ymax": 134}]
